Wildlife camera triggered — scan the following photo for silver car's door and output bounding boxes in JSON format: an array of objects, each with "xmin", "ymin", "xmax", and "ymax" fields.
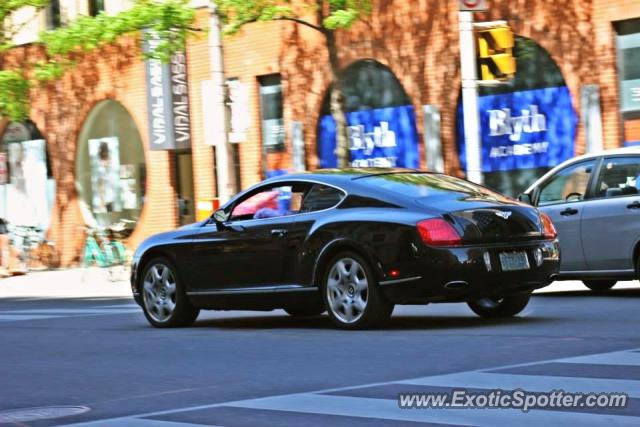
[
  {"xmin": 536, "ymin": 159, "xmax": 597, "ymax": 272},
  {"xmin": 581, "ymin": 155, "xmax": 640, "ymax": 272}
]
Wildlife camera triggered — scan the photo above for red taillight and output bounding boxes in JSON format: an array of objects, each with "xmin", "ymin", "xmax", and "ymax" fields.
[
  {"xmin": 417, "ymin": 218, "xmax": 462, "ymax": 246},
  {"xmin": 540, "ymin": 212, "xmax": 557, "ymax": 240}
]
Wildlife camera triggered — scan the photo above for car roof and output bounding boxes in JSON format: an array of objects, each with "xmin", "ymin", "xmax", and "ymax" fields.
[
  {"xmin": 524, "ymin": 146, "xmax": 640, "ymax": 194},
  {"xmin": 264, "ymin": 168, "xmax": 425, "ymax": 184},
  {"xmin": 569, "ymin": 146, "xmax": 640, "ymax": 162}
]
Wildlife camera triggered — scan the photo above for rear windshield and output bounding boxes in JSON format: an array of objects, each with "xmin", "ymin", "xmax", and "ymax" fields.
[{"xmin": 359, "ymin": 173, "xmax": 510, "ymax": 201}]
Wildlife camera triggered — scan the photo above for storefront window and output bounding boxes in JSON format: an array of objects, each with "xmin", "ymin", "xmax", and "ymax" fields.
[
  {"xmin": 616, "ymin": 19, "xmax": 640, "ymax": 146},
  {"xmin": 317, "ymin": 60, "xmax": 419, "ymax": 169},
  {"xmin": 0, "ymin": 121, "xmax": 55, "ymax": 230},
  {"xmin": 457, "ymin": 36, "xmax": 578, "ymax": 197},
  {"xmin": 75, "ymin": 100, "xmax": 146, "ymax": 228}
]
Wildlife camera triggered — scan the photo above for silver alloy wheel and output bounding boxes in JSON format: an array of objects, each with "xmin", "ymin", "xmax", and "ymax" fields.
[
  {"xmin": 142, "ymin": 263, "xmax": 177, "ymax": 323},
  {"xmin": 475, "ymin": 297, "xmax": 504, "ymax": 310},
  {"xmin": 326, "ymin": 258, "xmax": 368, "ymax": 324}
]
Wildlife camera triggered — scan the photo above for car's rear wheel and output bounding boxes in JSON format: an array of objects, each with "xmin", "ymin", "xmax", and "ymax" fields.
[
  {"xmin": 322, "ymin": 252, "xmax": 394, "ymax": 329},
  {"xmin": 141, "ymin": 257, "xmax": 199, "ymax": 327},
  {"xmin": 467, "ymin": 292, "xmax": 531, "ymax": 318},
  {"xmin": 582, "ymin": 280, "xmax": 616, "ymax": 292}
]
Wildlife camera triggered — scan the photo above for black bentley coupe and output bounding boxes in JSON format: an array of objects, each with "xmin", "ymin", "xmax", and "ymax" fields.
[{"xmin": 131, "ymin": 169, "xmax": 560, "ymax": 329}]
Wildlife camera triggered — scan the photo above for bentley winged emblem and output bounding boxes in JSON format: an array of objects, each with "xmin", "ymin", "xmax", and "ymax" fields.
[{"xmin": 495, "ymin": 211, "xmax": 512, "ymax": 220}]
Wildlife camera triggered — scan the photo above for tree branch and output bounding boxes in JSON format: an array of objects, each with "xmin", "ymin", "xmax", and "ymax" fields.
[{"xmin": 276, "ymin": 16, "xmax": 323, "ymax": 33}]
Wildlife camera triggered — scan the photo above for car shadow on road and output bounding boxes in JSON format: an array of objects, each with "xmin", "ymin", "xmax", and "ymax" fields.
[
  {"xmin": 535, "ymin": 288, "xmax": 640, "ymax": 298},
  {"xmin": 193, "ymin": 313, "xmax": 557, "ymax": 331}
]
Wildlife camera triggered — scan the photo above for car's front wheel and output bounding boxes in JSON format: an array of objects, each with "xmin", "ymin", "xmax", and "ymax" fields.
[
  {"xmin": 467, "ymin": 292, "xmax": 531, "ymax": 318},
  {"xmin": 141, "ymin": 257, "xmax": 199, "ymax": 327},
  {"xmin": 322, "ymin": 252, "xmax": 394, "ymax": 329},
  {"xmin": 582, "ymin": 280, "xmax": 617, "ymax": 292}
]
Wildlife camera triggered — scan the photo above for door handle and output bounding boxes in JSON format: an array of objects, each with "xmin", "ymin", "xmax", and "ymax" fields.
[
  {"xmin": 560, "ymin": 208, "xmax": 579, "ymax": 216},
  {"xmin": 271, "ymin": 229, "xmax": 288, "ymax": 237},
  {"xmin": 628, "ymin": 201, "xmax": 640, "ymax": 210}
]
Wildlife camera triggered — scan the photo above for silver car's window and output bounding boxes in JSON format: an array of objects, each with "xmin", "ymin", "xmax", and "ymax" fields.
[
  {"xmin": 595, "ymin": 157, "xmax": 640, "ymax": 198},
  {"xmin": 538, "ymin": 160, "xmax": 595, "ymax": 206}
]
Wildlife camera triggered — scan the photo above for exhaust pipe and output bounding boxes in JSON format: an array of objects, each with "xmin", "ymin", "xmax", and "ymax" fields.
[{"xmin": 444, "ymin": 281, "xmax": 469, "ymax": 290}]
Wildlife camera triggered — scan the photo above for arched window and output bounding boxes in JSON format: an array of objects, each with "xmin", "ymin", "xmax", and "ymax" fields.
[
  {"xmin": 457, "ymin": 36, "xmax": 578, "ymax": 196},
  {"xmin": 317, "ymin": 60, "xmax": 419, "ymax": 169},
  {"xmin": 75, "ymin": 100, "xmax": 146, "ymax": 228}
]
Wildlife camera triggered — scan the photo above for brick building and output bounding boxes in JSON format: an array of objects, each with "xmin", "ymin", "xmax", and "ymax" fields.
[{"xmin": 1, "ymin": 0, "xmax": 639, "ymax": 264}]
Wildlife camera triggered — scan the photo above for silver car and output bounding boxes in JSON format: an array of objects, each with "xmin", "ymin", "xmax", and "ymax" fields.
[{"xmin": 519, "ymin": 147, "xmax": 640, "ymax": 291}]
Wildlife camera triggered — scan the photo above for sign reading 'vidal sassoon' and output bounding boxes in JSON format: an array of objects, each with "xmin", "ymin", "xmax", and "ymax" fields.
[{"xmin": 144, "ymin": 35, "xmax": 191, "ymax": 151}]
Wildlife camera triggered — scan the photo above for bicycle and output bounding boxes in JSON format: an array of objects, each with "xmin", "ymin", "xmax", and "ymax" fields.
[
  {"xmin": 9, "ymin": 225, "xmax": 60, "ymax": 272},
  {"xmin": 80, "ymin": 220, "xmax": 133, "ymax": 282}
]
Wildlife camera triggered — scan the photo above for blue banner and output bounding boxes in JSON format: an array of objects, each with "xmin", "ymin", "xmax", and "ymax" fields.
[
  {"xmin": 318, "ymin": 105, "xmax": 419, "ymax": 168},
  {"xmin": 457, "ymin": 86, "xmax": 577, "ymax": 172}
]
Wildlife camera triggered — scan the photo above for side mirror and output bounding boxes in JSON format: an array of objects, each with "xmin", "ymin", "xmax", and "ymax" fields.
[
  {"xmin": 213, "ymin": 209, "xmax": 230, "ymax": 223},
  {"xmin": 518, "ymin": 193, "xmax": 533, "ymax": 205}
]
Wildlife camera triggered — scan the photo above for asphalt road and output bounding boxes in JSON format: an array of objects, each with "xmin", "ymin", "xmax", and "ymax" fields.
[{"xmin": 1, "ymin": 279, "xmax": 640, "ymax": 426}]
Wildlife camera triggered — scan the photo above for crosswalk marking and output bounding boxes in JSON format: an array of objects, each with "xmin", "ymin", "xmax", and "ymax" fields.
[
  {"xmin": 227, "ymin": 393, "xmax": 638, "ymax": 427},
  {"xmin": 398, "ymin": 371, "xmax": 640, "ymax": 397},
  {"xmin": 59, "ymin": 347, "xmax": 640, "ymax": 427},
  {"xmin": 557, "ymin": 350, "xmax": 640, "ymax": 366}
]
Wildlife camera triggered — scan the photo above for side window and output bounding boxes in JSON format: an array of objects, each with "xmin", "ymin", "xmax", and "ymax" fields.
[
  {"xmin": 595, "ymin": 157, "xmax": 640, "ymax": 198},
  {"xmin": 537, "ymin": 160, "xmax": 595, "ymax": 206},
  {"xmin": 230, "ymin": 183, "xmax": 309, "ymax": 221},
  {"xmin": 300, "ymin": 184, "xmax": 345, "ymax": 213}
]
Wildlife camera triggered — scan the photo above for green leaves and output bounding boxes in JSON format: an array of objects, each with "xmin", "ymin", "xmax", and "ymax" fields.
[
  {"xmin": 215, "ymin": 0, "xmax": 371, "ymax": 34},
  {"xmin": 0, "ymin": 70, "xmax": 30, "ymax": 122},
  {"xmin": 40, "ymin": 0, "xmax": 196, "ymax": 61},
  {"xmin": 0, "ymin": 0, "xmax": 198, "ymax": 121}
]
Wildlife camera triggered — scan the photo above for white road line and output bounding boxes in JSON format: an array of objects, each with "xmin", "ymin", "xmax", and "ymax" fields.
[
  {"xmin": 65, "ymin": 418, "xmax": 219, "ymax": 427},
  {"xmin": 0, "ymin": 314, "xmax": 66, "ymax": 322},
  {"xmin": 557, "ymin": 350, "xmax": 640, "ymax": 366},
  {"xmin": 227, "ymin": 393, "xmax": 638, "ymax": 427},
  {"xmin": 0, "ymin": 308, "xmax": 139, "ymax": 314},
  {"xmin": 400, "ymin": 372, "xmax": 640, "ymax": 397}
]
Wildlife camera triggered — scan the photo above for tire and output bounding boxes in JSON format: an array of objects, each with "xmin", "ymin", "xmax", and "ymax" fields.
[
  {"xmin": 284, "ymin": 305, "xmax": 325, "ymax": 317},
  {"xmin": 582, "ymin": 280, "xmax": 617, "ymax": 292},
  {"xmin": 322, "ymin": 251, "xmax": 394, "ymax": 329},
  {"xmin": 468, "ymin": 292, "xmax": 531, "ymax": 318},
  {"xmin": 140, "ymin": 257, "xmax": 199, "ymax": 327}
]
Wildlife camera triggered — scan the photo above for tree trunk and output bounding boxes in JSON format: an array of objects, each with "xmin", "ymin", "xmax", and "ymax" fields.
[{"xmin": 325, "ymin": 31, "xmax": 350, "ymax": 169}]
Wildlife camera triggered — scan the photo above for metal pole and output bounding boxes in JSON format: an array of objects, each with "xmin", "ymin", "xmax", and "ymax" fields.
[
  {"xmin": 458, "ymin": 11, "xmax": 483, "ymax": 184},
  {"xmin": 208, "ymin": 4, "xmax": 236, "ymax": 204}
]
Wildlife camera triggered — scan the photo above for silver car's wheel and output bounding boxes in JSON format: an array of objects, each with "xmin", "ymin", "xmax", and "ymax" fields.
[
  {"xmin": 326, "ymin": 257, "xmax": 369, "ymax": 324},
  {"xmin": 143, "ymin": 263, "xmax": 177, "ymax": 323},
  {"xmin": 139, "ymin": 258, "xmax": 199, "ymax": 327}
]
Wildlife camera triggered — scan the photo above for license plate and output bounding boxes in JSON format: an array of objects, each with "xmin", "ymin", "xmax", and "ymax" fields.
[{"xmin": 499, "ymin": 251, "xmax": 530, "ymax": 271}]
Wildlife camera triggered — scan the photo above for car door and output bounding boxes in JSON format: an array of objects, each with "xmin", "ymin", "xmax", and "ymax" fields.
[
  {"xmin": 285, "ymin": 183, "xmax": 347, "ymax": 285},
  {"xmin": 580, "ymin": 155, "xmax": 640, "ymax": 272},
  {"xmin": 535, "ymin": 159, "xmax": 598, "ymax": 272},
  {"xmin": 190, "ymin": 182, "xmax": 310, "ymax": 291}
]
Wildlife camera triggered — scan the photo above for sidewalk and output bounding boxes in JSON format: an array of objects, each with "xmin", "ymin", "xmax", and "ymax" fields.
[{"xmin": 0, "ymin": 268, "xmax": 132, "ymax": 299}]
